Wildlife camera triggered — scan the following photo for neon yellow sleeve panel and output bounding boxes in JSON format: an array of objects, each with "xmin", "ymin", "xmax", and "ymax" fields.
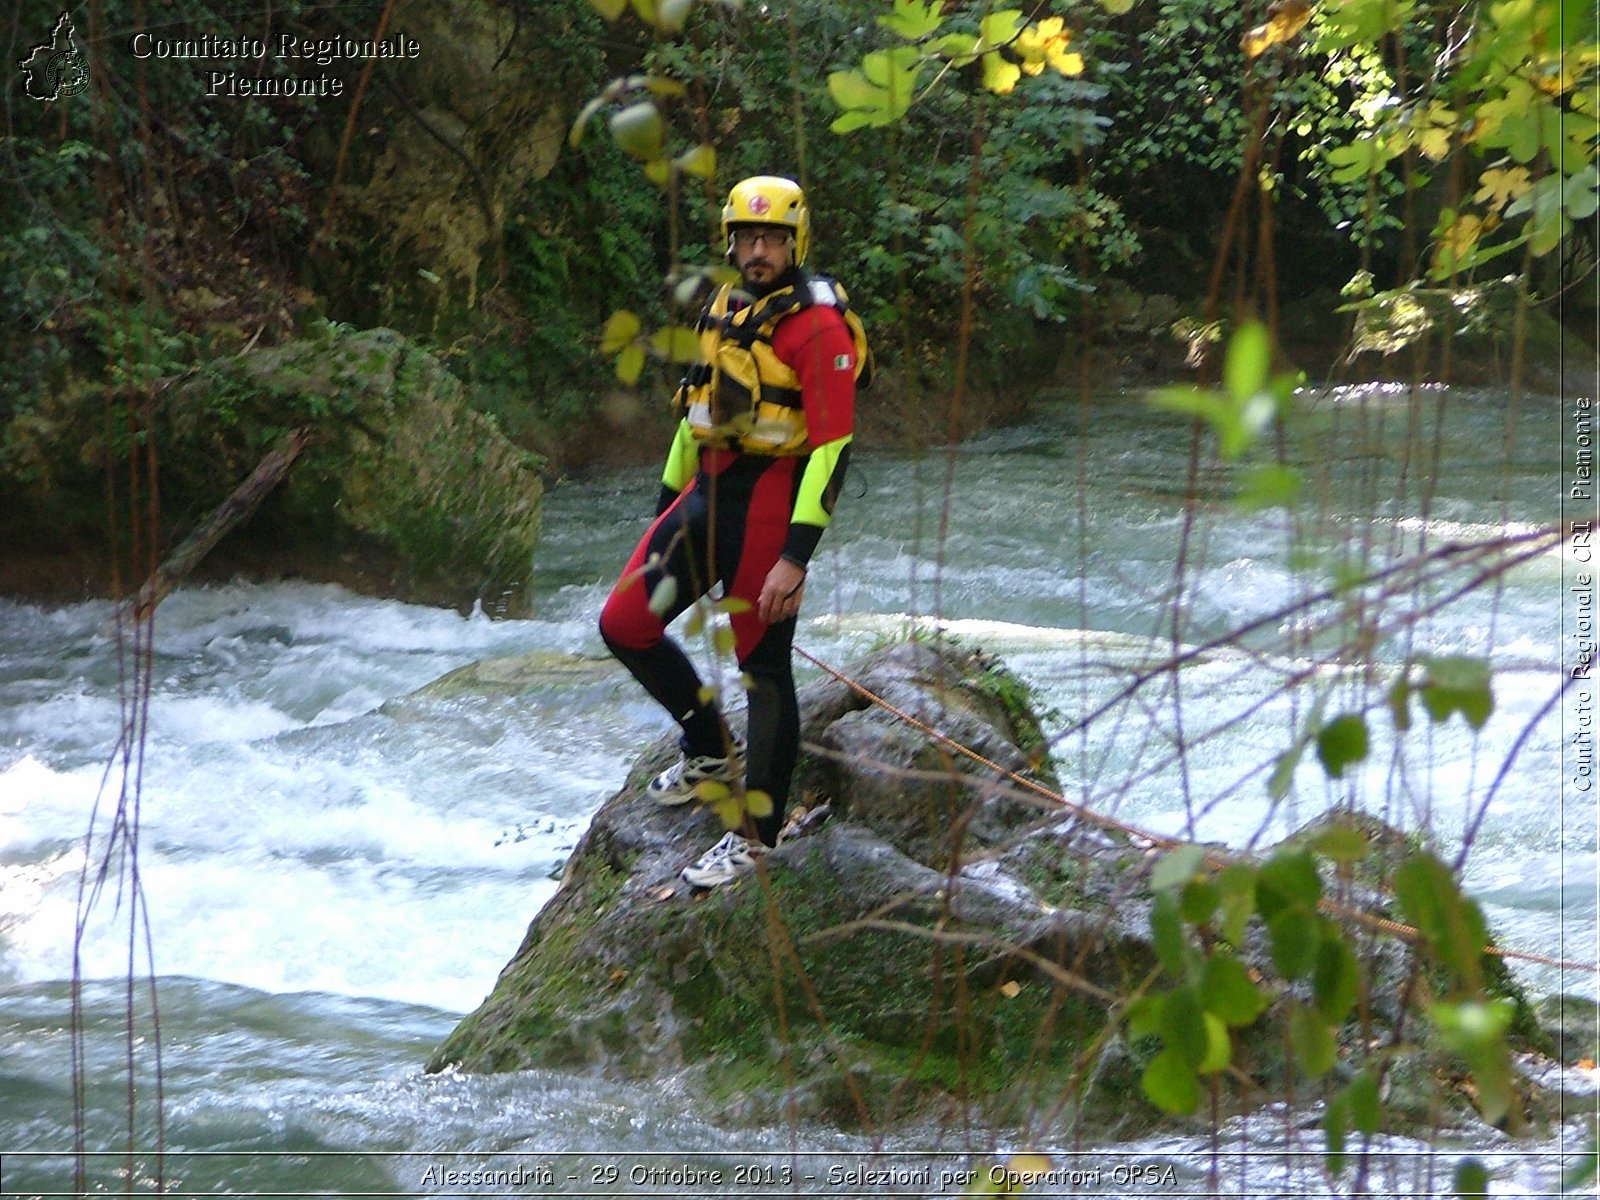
[
  {"xmin": 792, "ymin": 434, "xmax": 853, "ymax": 527},
  {"xmin": 661, "ymin": 418, "xmax": 698, "ymax": 493}
]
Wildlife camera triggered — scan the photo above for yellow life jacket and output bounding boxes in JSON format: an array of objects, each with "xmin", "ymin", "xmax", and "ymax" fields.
[{"xmin": 673, "ymin": 274, "xmax": 871, "ymax": 456}]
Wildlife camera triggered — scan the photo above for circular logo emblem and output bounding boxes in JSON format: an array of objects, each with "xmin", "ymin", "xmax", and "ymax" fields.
[{"xmin": 749, "ymin": 195, "xmax": 771, "ymax": 216}]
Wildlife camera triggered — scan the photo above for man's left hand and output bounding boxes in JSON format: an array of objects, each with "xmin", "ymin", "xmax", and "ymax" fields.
[{"xmin": 758, "ymin": 558, "xmax": 806, "ymax": 625}]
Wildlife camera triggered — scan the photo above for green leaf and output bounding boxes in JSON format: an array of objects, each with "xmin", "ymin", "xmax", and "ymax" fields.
[
  {"xmin": 1388, "ymin": 675, "xmax": 1413, "ymax": 732},
  {"xmin": 1125, "ymin": 993, "xmax": 1163, "ymax": 1041},
  {"xmin": 827, "ymin": 47, "xmax": 922, "ymax": 132},
  {"xmin": 1257, "ymin": 849, "xmax": 1321, "ymax": 917},
  {"xmin": 1237, "ymin": 463, "xmax": 1302, "ymax": 511},
  {"xmin": 1197, "ymin": 1011, "xmax": 1231, "ymax": 1075},
  {"xmin": 1151, "ymin": 891, "xmax": 1189, "ymax": 978},
  {"xmin": 1316, "ymin": 713, "xmax": 1370, "ymax": 779},
  {"xmin": 1454, "ymin": 1158, "xmax": 1490, "ymax": 1198},
  {"xmin": 1097, "ymin": 0, "xmax": 1136, "ymax": 12},
  {"xmin": 1323, "ymin": 1088, "xmax": 1350, "ymax": 1176},
  {"xmin": 1417, "ymin": 656, "xmax": 1494, "ymax": 730},
  {"xmin": 610, "ymin": 102, "xmax": 665, "ymax": 160},
  {"xmin": 1312, "ymin": 929, "xmax": 1361, "ymax": 1021},
  {"xmin": 1348, "ymin": 1069, "xmax": 1381, "ymax": 1136},
  {"xmin": 1199, "ymin": 953, "xmax": 1267, "ymax": 1026},
  {"xmin": 1161, "ymin": 988, "xmax": 1209, "ymax": 1067},
  {"xmin": 1142, "ymin": 1047, "xmax": 1203, "ymax": 1115},
  {"xmin": 1433, "ymin": 1000, "xmax": 1513, "ymax": 1121},
  {"xmin": 1268, "ymin": 908, "xmax": 1322, "ymax": 980},
  {"xmin": 1152, "ymin": 843, "xmax": 1208, "ymax": 892},
  {"xmin": 933, "ymin": 32, "xmax": 980, "ymax": 67},
  {"xmin": 600, "ymin": 309, "xmax": 642, "ymax": 353},
  {"xmin": 1180, "ymin": 878, "xmax": 1220, "ymax": 924},
  {"xmin": 1309, "ymin": 824, "xmax": 1371, "ymax": 865},
  {"xmin": 877, "ymin": 0, "xmax": 945, "ymax": 40},
  {"xmin": 976, "ymin": 10, "xmax": 1025, "ymax": 51},
  {"xmin": 1288, "ymin": 1001, "xmax": 1338, "ymax": 1078},
  {"xmin": 1326, "ymin": 138, "xmax": 1394, "ymax": 183},
  {"xmin": 713, "ymin": 625, "xmax": 736, "ymax": 656},
  {"xmin": 1393, "ymin": 853, "xmax": 1489, "ymax": 986},
  {"xmin": 1216, "ymin": 863, "xmax": 1256, "ymax": 946},
  {"xmin": 1223, "ymin": 321, "xmax": 1270, "ymax": 402}
]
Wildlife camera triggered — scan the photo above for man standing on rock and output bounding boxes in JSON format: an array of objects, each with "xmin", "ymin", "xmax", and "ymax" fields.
[{"xmin": 598, "ymin": 174, "xmax": 871, "ymax": 889}]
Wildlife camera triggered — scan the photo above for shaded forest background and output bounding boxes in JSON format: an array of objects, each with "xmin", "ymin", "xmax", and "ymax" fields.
[{"xmin": 2, "ymin": 0, "xmax": 1593, "ymax": 603}]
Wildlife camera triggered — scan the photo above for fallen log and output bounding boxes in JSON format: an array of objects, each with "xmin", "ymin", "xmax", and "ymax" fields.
[{"xmin": 120, "ymin": 426, "xmax": 315, "ymax": 625}]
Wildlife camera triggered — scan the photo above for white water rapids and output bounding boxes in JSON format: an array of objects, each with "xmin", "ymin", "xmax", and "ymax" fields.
[{"xmin": 0, "ymin": 387, "xmax": 1593, "ymax": 1196}]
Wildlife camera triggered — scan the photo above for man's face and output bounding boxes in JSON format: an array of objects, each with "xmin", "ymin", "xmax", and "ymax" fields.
[{"xmin": 731, "ymin": 225, "xmax": 794, "ymax": 287}]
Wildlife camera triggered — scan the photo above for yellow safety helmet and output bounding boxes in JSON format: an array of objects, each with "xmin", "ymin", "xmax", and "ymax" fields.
[{"xmin": 721, "ymin": 175, "xmax": 810, "ymax": 266}]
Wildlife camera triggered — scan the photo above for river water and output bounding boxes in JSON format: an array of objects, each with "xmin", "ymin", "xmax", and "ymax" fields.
[{"xmin": 0, "ymin": 387, "xmax": 1593, "ymax": 1197}]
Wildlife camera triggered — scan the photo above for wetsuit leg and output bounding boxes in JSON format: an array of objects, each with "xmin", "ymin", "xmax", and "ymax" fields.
[
  {"xmin": 718, "ymin": 461, "xmax": 802, "ymax": 848},
  {"xmin": 598, "ymin": 479, "xmax": 730, "ymax": 757}
]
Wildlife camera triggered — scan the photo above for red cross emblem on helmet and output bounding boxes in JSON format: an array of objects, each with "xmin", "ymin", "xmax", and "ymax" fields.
[{"xmin": 749, "ymin": 195, "xmax": 771, "ymax": 215}]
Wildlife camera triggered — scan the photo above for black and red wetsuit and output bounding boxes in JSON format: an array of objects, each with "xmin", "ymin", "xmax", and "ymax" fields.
[{"xmin": 598, "ymin": 269, "xmax": 861, "ymax": 845}]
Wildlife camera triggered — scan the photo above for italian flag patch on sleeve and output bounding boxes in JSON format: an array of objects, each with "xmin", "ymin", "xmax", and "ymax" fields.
[{"xmin": 833, "ymin": 353, "xmax": 853, "ymax": 371}]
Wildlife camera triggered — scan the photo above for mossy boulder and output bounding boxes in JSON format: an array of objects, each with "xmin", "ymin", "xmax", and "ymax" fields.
[
  {"xmin": 429, "ymin": 640, "xmax": 1565, "ymax": 1138},
  {"xmin": 159, "ymin": 323, "xmax": 543, "ymax": 613}
]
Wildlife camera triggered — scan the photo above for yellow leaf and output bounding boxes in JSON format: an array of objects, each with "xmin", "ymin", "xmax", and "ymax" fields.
[
  {"xmin": 600, "ymin": 309, "xmax": 641, "ymax": 353},
  {"xmin": 1000, "ymin": 980, "xmax": 1022, "ymax": 998},
  {"xmin": 615, "ymin": 343, "xmax": 646, "ymax": 385},
  {"xmin": 684, "ymin": 603, "xmax": 706, "ymax": 638},
  {"xmin": 650, "ymin": 325, "xmax": 701, "ymax": 362},
  {"xmin": 982, "ymin": 52, "xmax": 1022, "ymax": 94},
  {"xmin": 648, "ymin": 575, "xmax": 677, "ymax": 617},
  {"xmin": 713, "ymin": 625, "xmax": 736, "ymax": 656},
  {"xmin": 586, "ymin": 0, "xmax": 627, "ymax": 18},
  {"xmin": 696, "ymin": 684, "xmax": 718, "ymax": 705},
  {"xmin": 1439, "ymin": 212, "xmax": 1483, "ymax": 257},
  {"xmin": 1242, "ymin": 0, "xmax": 1312, "ymax": 59},
  {"xmin": 1013, "ymin": 16, "xmax": 1079, "ymax": 77},
  {"xmin": 1474, "ymin": 165, "xmax": 1532, "ymax": 211},
  {"xmin": 1005, "ymin": 1153, "xmax": 1052, "ymax": 1180},
  {"xmin": 694, "ymin": 779, "xmax": 730, "ymax": 803},
  {"xmin": 609, "ymin": 101, "xmax": 664, "ymax": 160},
  {"xmin": 715, "ymin": 596, "xmax": 753, "ymax": 615},
  {"xmin": 675, "ymin": 142, "xmax": 716, "ymax": 179},
  {"xmin": 746, "ymin": 789, "xmax": 773, "ymax": 818},
  {"xmin": 655, "ymin": 0, "xmax": 692, "ymax": 34},
  {"xmin": 643, "ymin": 157, "xmax": 673, "ymax": 186},
  {"xmin": 712, "ymin": 796, "xmax": 744, "ymax": 829}
]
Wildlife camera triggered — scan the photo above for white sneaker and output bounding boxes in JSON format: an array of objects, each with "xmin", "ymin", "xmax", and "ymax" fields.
[
  {"xmin": 680, "ymin": 831, "xmax": 767, "ymax": 888},
  {"xmin": 648, "ymin": 736, "xmax": 744, "ymax": 807}
]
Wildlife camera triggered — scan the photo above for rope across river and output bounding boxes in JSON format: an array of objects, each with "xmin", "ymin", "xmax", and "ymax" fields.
[{"xmin": 795, "ymin": 644, "xmax": 1597, "ymax": 976}]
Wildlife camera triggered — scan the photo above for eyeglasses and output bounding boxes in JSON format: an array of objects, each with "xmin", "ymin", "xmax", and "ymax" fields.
[{"xmin": 731, "ymin": 228, "xmax": 792, "ymax": 250}]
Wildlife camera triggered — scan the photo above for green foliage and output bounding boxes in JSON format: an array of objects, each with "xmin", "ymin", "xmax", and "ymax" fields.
[
  {"xmin": 1149, "ymin": 321, "xmax": 1301, "ymax": 471},
  {"xmin": 1133, "ymin": 813, "xmax": 1524, "ymax": 1148}
]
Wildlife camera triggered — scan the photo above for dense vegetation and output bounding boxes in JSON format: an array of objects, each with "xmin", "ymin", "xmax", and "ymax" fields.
[{"xmin": 5, "ymin": 0, "xmax": 1591, "ymax": 555}]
